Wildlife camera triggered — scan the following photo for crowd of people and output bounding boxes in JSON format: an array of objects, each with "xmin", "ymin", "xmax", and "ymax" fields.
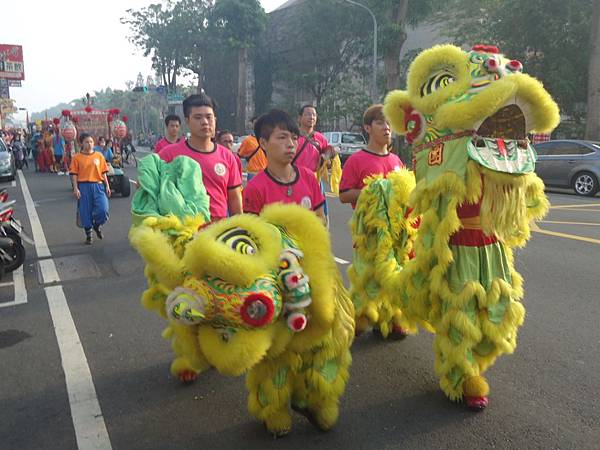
[
  {"xmin": 150, "ymin": 94, "xmax": 401, "ymax": 230},
  {"xmin": 2, "ymin": 93, "xmax": 401, "ymax": 245}
]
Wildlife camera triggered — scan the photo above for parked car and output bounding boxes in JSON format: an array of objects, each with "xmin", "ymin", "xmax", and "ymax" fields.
[
  {"xmin": 0, "ymin": 137, "xmax": 16, "ymax": 181},
  {"xmin": 322, "ymin": 131, "xmax": 366, "ymax": 165},
  {"xmin": 534, "ymin": 140, "xmax": 600, "ymax": 197}
]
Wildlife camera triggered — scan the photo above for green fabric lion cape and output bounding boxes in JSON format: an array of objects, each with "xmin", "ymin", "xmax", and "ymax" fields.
[{"xmin": 349, "ymin": 44, "xmax": 559, "ymax": 410}]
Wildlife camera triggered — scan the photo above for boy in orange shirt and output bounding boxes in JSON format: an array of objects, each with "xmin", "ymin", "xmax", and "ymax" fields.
[
  {"xmin": 237, "ymin": 116, "xmax": 267, "ymax": 180},
  {"xmin": 70, "ymin": 133, "xmax": 112, "ymax": 244}
]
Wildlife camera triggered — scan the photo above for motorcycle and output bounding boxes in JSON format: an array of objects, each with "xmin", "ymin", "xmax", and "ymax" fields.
[{"xmin": 0, "ymin": 191, "xmax": 33, "ymax": 278}]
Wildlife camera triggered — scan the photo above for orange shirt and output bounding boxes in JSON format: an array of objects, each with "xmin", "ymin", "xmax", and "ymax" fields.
[
  {"xmin": 69, "ymin": 152, "xmax": 109, "ymax": 182},
  {"xmin": 237, "ymin": 136, "xmax": 267, "ymax": 173}
]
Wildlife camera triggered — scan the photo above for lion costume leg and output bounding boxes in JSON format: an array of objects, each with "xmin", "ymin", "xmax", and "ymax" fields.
[
  {"xmin": 164, "ymin": 324, "xmax": 212, "ymax": 381},
  {"xmin": 433, "ymin": 240, "xmax": 525, "ymax": 407},
  {"xmin": 246, "ymin": 359, "xmax": 293, "ymax": 437},
  {"xmin": 292, "ymin": 346, "xmax": 352, "ymax": 431}
]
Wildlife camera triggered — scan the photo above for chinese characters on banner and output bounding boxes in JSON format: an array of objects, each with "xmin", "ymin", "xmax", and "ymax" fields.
[{"xmin": 0, "ymin": 44, "xmax": 25, "ymax": 81}]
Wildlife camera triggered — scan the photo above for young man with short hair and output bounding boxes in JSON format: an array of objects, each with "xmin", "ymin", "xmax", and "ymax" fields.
[
  {"xmin": 154, "ymin": 114, "xmax": 182, "ymax": 154},
  {"xmin": 237, "ymin": 116, "xmax": 267, "ymax": 181},
  {"xmin": 243, "ymin": 109, "xmax": 325, "ymax": 222},
  {"xmin": 159, "ymin": 94, "xmax": 242, "ymax": 221},
  {"xmin": 217, "ymin": 130, "xmax": 235, "ymax": 150},
  {"xmin": 295, "ymin": 105, "xmax": 336, "ymax": 222},
  {"xmin": 339, "ymin": 104, "xmax": 404, "ymax": 208},
  {"xmin": 217, "ymin": 130, "xmax": 243, "ymax": 180},
  {"xmin": 294, "ymin": 105, "xmax": 332, "ymax": 172}
]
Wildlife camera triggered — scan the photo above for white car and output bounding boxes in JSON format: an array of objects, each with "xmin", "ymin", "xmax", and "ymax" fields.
[{"xmin": 322, "ymin": 131, "xmax": 366, "ymax": 165}]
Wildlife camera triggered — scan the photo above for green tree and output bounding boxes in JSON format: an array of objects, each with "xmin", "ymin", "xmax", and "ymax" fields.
[
  {"xmin": 174, "ymin": 0, "xmax": 213, "ymax": 94},
  {"xmin": 319, "ymin": 78, "xmax": 372, "ymax": 131},
  {"xmin": 443, "ymin": 0, "xmax": 594, "ymax": 123},
  {"xmin": 276, "ymin": 0, "xmax": 369, "ymax": 109},
  {"xmin": 122, "ymin": 2, "xmax": 187, "ymax": 93},
  {"xmin": 361, "ymin": 0, "xmax": 437, "ymax": 92},
  {"xmin": 211, "ymin": 0, "xmax": 267, "ymax": 133},
  {"xmin": 585, "ymin": 0, "xmax": 600, "ymax": 140}
]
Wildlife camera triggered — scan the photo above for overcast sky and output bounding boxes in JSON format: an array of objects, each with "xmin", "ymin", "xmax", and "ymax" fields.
[{"xmin": 2, "ymin": 0, "xmax": 287, "ymax": 121}]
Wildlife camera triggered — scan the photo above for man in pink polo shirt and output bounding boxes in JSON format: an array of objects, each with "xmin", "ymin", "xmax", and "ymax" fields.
[
  {"xmin": 339, "ymin": 104, "xmax": 404, "ymax": 209},
  {"xmin": 294, "ymin": 104, "xmax": 336, "ymax": 222},
  {"xmin": 160, "ymin": 94, "xmax": 242, "ymax": 221},
  {"xmin": 294, "ymin": 105, "xmax": 331, "ymax": 172},
  {"xmin": 243, "ymin": 109, "xmax": 325, "ymax": 223},
  {"xmin": 154, "ymin": 114, "xmax": 182, "ymax": 154}
]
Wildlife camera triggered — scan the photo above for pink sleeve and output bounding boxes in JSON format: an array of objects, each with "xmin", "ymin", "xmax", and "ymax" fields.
[
  {"xmin": 159, "ymin": 147, "xmax": 174, "ymax": 162},
  {"xmin": 243, "ymin": 181, "xmax": 262, "ymax": 214},
  {"xmin": 339, "ymin": 156, "xmax": 359, "ymax": 192},
  {"xmin": 227, "ymin": 151, "xmax": 242, "ymax": 188},
  {"xmin": 154, "ymin": 139, "xmax": 165, "ymax": 154},
  {"xmin": 315, "ymin": 133, "xmax": 329, "ymax": 153}
]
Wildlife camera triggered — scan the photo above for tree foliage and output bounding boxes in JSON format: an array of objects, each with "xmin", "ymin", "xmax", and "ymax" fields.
[
  {"xmin": 443, "ymin": 0, "xmax": 594, "ymax": 120},
  {"xmin": 363, "ymin": 0, "xmax": 438, "ymax": 91},
  {"xmin": 274, "ymin": 0, "xmax": 370, "ymax": 108},
  {"xmin": 122, "ymin": 3, "xmax": 187, "ymax": 91}
]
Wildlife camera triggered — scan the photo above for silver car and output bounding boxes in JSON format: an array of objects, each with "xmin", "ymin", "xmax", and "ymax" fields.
[
  {"xmin": 322, "ymin": 131, "xmax": 366, "ymax": 165},
  {"xmin": 534, "ymin": 140, "xmax": 600, "ymax": 197},
  {"xmin": 0, "ymin": 137, "xmax": 16, "ymax": 181}
]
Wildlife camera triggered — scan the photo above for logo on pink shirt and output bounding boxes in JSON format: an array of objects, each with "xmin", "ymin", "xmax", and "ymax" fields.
[{"xmin": 214, "ymin": 163, "xmax": 226, "ymax": 176}]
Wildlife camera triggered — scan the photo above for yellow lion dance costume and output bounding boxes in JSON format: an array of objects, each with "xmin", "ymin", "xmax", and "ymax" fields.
[
  {"xmin": 130, "ymin": 204, "xmax": 354, "ymax": 436},
  {"xmin": 353, "ymin": 44, "xmax": 559, "ymax": 410}
]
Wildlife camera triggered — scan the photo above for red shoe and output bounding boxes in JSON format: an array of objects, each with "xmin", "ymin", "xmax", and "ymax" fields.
[
  {"xmin": 177, "ymin": 369, "xmax": 198, "ymax": 384},
  {"xmin": 388, "ymin": 325, "xmax": 408, "ymax": 341},
  {"xmin": 465, "ymin": 395, "xmax": 488, "ymax": 411}
]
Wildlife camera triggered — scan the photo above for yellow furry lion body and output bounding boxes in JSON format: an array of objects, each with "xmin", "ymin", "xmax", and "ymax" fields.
[{"xmin": 130, "ymin": 204, "xmax": 354, "ymax": 435}]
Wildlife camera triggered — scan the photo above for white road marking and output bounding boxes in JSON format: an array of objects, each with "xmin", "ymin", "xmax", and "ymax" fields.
[
  {"xmin": 334, "ymin": 256, "xmax": 350, "ymax": 265},
  {"xmin": 11, "ymin": 180, "xmax": 16, "ymax": 187},
  {"xmin": 13, "ymin": 265, "xmax": 26, "ymax": 305},
  {"xmin": 0, "ymin": 266, "xmax": 27, "ymax": 309},
  {"xmin": 17, "ymin": 170, "xmax": 112, "ymax": 449},
  {"xmin": 0, "ymin": 281, "xmax": 14, "ymax": 287}
]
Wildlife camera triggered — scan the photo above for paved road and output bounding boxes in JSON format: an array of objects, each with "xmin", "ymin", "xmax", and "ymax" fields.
[{"xmin": 1, "ymin": 162, "xmax": 599, "ymax": 449}]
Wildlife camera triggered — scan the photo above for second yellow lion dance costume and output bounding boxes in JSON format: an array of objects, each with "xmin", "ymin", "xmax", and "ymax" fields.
[{"xmin": 350, "ymin": 44, "xmax": 559, "ymax": 410}]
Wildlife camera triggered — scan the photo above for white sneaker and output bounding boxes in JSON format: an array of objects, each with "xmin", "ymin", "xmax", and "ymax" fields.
[{"xmin": 57, "ymin": 171, "xmax": 64, "ymax": 175}]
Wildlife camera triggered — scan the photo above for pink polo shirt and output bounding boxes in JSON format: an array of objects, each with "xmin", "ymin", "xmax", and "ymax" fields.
[
  {"xmin": 154, "ymin": 137, "xmax": 181, "ymax": 154},
  {"xmin": 243, "ymin": 166, "xmax": 325, "ymax": 214},
  {"xmin": 339, "ymin": 149, "xmax": 404, "ymax": 208},
  {"xmin": 294, "ymin": 131, "xmax": 329, "ymax": 172},
  {"xmin": 160, "ymin": 140, "xmax": 242, "ymax": 220}
]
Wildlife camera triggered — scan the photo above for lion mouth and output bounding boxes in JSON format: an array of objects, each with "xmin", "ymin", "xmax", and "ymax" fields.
[{"xmin": 475, "ymin": 104, "xmax": 527, "ymax": 141}]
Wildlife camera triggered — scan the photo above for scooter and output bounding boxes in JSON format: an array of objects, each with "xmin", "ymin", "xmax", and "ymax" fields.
[{"xmin": 0, "ymin": 198, "xmax": 33, "ymax": 277}]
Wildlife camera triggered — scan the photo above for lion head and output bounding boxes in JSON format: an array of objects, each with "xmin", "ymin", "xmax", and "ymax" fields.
[
  {"xmin": 384, "ymin": 44, "xmax": 560, "ymax": 174},
  {"xmin": 131, "ymin": 204, "xmax": 351, "ymax": 377}
]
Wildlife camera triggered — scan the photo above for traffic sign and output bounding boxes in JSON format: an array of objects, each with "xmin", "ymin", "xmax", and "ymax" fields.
[{"xmin": 167, "ymin": 93, "xmax": 184, "ymax": 105}]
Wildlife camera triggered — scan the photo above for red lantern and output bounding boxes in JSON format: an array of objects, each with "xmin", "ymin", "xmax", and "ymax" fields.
[
  {"xmin": 72, "ymin": 116, "xmax": 80, "ymax": 124},
  {"xmin": 52, "ymin": 118, "xmax": 60, "ymax": 125},
  {"xmin": 122, "ymin": 115, "xmax": 128, "ymax": 123},
  {"xmin": 107, "ymin": 114, "xmax": 114, "ymax": 122},
  {"xmin": 61, "ymin": 109, "xmax": 71, "ymax": 117},
  {"xmin": 84, "ymin": 106, "xmax": 93, "ymax": 113},
  {"xmin": 110, "ymin": 108, "xmax": 120, "ymax": 115},
  {"xmin": 61, "ymin": 122, "xmax": 77, "ymax": 142},
  {"xmin": 111, "ymin": 120, "xmax": 127, "ymax": 139}
]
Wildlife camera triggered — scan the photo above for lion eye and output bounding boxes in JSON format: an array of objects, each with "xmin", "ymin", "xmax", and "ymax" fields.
[
  {"xmin": 420, "ymin": 71, "xmax": 455, "ymax": 97},
  {"xmin": 217, "ymin": 227, "xmax": 257, "ymax": 255}
]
